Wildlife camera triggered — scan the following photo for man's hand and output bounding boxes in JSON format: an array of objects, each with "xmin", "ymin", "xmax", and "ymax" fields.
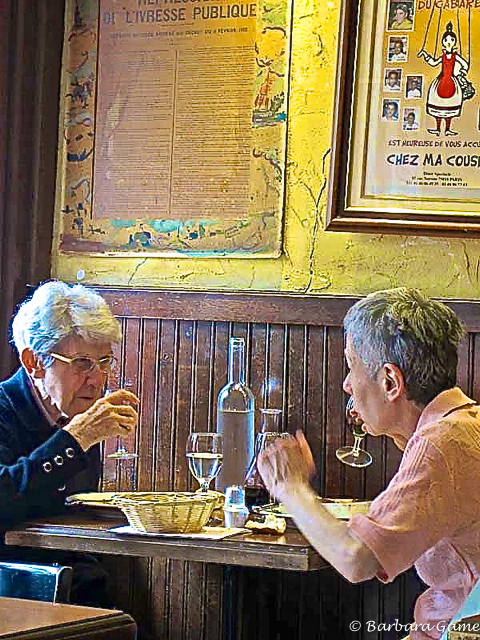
[
  {"xmin": 63, "ymin": 389, "xmax": 139, "ymax": 452},
  {"xmin": 259, "ymin": 430, "xmax": 381, "ymax": 583},
  {"xmin": 258, "ymin": 430, "xmax": 315, "ymax": 503}
]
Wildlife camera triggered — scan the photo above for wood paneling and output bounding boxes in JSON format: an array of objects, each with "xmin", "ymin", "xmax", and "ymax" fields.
[{"xmin": 98, "ymin": 289, "xmax": 480, "ymax": 639}]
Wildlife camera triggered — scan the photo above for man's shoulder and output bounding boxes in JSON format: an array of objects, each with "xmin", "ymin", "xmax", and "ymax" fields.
[{"xmin": 412, "ymin": 404, "xmax": 480, "ymax": 465}]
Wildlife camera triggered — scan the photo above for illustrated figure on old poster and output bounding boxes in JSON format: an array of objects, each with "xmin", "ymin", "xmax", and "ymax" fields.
[{"xmin": 418, "ymin": 8, "xmax": 475, "ymax": 136}]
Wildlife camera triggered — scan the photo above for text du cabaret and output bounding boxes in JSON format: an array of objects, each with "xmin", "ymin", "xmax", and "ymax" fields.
[
  {"xmin": 417, "ymin": 0, "xmax": 480, "ymax": 8},
  {"xmin": 118, "ymin": 0, "xmax": 257, "ymax": 23}
]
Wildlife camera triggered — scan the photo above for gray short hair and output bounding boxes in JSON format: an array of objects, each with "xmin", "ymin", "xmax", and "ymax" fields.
[
  {"xmin": 11, "ymin": 280, "xmax": 122, "ymax": 365},
  {"xmin": 343, "ymin": 288, "xmax": 465, "ymax": 406}
]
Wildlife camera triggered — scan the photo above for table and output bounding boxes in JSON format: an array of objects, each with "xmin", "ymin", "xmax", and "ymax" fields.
[
  {"xmin": 4, "ymin": 513, "xmax": 326, "ymax": 639},
  {"xmin": 0, "ymin": 596, "xmax": 136, "ymax": 639},
  {"xmin": 3, "ymin": 512, "xmax": 326, "ymax": 572}
]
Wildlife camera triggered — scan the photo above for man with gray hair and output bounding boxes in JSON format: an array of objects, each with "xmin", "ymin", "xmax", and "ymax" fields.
[
  {"xmin": 259, "ymin": 288, "xmax": 480, "ymax": 640},
  {"xmin": 0, "ymin": 280, "xmax": 138, "ymax": 604}
]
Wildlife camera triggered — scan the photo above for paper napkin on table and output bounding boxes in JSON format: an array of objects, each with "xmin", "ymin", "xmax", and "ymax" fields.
[{"xmin": 108, "ymin": 525, "xmax": 250, "ymax": 539}]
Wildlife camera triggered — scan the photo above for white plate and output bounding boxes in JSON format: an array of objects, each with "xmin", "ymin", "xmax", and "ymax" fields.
[{"xmin": 65, "ymin": 492, "xmax": 118, "ymax": 508}]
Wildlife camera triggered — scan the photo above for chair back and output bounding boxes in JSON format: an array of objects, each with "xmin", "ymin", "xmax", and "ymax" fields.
[{"xmin": 0, "ymin": 561, "xmax": 72, "ymax": 603}]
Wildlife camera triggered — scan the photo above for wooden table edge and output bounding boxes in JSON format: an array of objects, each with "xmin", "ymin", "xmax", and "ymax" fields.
[
  {"xmin": 4, "ymin": 523, "xmax": 327, "ymax": 572},
  {"xmin": 0, "ymin": 598, "xmax": 136, "ymax": 639}
]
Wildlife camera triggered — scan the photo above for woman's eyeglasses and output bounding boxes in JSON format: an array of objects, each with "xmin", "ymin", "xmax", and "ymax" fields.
[{"xmin": 49, "ymin": 352, "xmax": 117, "ymax": 373}]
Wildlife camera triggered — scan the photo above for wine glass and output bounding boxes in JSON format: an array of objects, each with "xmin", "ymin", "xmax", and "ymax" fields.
[
  {"xmin": 105, "ymin": 389, "xmax": 138, "ymax": 461},
  {"xmin": 335, "ymin": 396, "xmax": 373, "ymax": 467},
  {"xmin": 108, "ymin": 440, "xmax": 138, "ymax": 460},
  {"xmin": 186, "ymin": 433, "xmax": 223, "ymax": 492}
]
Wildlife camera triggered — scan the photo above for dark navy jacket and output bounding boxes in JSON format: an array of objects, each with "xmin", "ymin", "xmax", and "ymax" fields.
[{"xmin": 0, "ymin": 368, "xmax": 101, "ymax": 528}]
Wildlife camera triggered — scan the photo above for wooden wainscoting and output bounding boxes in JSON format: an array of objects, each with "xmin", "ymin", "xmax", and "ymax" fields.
[{"xmin": 97, "ymin": 288, "xmax": 480, "ymax": 640}]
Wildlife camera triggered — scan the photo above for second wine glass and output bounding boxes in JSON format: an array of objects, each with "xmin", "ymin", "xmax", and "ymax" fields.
[
  {"xmin": 186, "ymin": 433, "xmax": 223, "ymax": 492},
  {"xmin": 335, "ymin": 396, "xmax": 372, "ymax": 468}
]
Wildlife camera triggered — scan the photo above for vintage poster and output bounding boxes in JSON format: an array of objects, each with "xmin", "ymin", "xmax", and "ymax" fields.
[
  {"xmin": 326, "ymin": 0, "xmax": 480, "ymax": 236},
  {"xmin": 364, "ymin": 0, "xmax": 480, "ymax": 202},
  {"xmin": 56, "ymin": 0, "xmax": 291, "ymax": 256}
]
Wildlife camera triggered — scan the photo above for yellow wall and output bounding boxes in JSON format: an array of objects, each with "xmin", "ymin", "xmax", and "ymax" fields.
[{"xmin": 53, "ymin": 0, "xmax": 480, "ymax": 299}]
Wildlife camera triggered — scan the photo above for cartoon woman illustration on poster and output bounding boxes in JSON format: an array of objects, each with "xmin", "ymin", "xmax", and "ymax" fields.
[{"xmin": 418, "ymin": 21, "xmax": 474, "ymax": 136}]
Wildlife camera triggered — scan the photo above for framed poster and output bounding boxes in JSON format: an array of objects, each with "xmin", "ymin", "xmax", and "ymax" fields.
[
  {"xmin": 326, "ymin": 0, "xmax": 480, "ymax": 237},
  {"xmin": 55, "ymin": 0, "xmax": 292, "ymax": 256}
]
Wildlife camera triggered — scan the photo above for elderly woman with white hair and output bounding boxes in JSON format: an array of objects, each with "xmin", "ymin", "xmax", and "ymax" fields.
[{"xmin": 0, "ymin": 280, "xmax": 138, "ymax": 604}]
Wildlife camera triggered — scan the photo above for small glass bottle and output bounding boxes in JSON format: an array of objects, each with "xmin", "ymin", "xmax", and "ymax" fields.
[
  {"xmin": 244, "ymin": 408, "xmax": 283, "ymax": 509},
  {"xmin": 223, "ymin": 485, "xmax": 249, "ymax": 528},
  {"xmin": 216, "ymin": 337, "xmax": 255, "ymax": 492}
]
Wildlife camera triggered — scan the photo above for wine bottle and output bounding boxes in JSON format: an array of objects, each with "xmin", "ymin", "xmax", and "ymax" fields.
[{"xmin": 216, "ymin": 337, "xmax": 254, "ymax": 492}]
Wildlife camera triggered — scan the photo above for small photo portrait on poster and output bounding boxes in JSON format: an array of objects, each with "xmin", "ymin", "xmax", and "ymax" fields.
[
  {"xmin": 384, "ymin": 68, "xmax": 402, "ymax": 91},
  {"xmin": 403, "ymin": 108, "xmax": 419, "ymax": 130},
  {"xmin": 387, "ymin": 0, "xmax": 415, "ymax": 31},
  {"xmin": 388, "ymin": 36, "xmax": 408, "ymax": 62},
  {"xmin": 382, "ymin": 99, "xmax": 400, "ymax": 122},
  {"xmin": 405, "ymin": 75, "xmax": 423, "ymax": 98}
]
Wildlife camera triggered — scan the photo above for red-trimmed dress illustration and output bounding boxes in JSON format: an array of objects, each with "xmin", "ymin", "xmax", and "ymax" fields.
[
  {"xmin": 419, "ymin": 22, "xmax": 470, "ymax": 136},
  {"xmin": 426, "ymin": 53, "xmax": 463, "ymax": 120}
]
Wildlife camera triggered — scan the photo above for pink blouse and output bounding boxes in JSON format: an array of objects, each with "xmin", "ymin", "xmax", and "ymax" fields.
[{"xmin": 349, "ymin": 387, "xmax": 480, "ymax": 639}]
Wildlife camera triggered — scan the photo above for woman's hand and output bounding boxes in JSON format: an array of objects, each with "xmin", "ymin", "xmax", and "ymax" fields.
[
  {"xmin": 257, "ymin": 430, "xmax": 315, "ymax": 503},
  {"xmin": 63, "ymin": 389, "xmax": 139, "ymax": 452}
]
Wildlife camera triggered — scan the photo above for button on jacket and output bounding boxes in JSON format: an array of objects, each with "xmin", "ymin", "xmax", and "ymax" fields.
[{"xmin": 0, "ymin": 367, "xmax": 101, "ymax": 528}]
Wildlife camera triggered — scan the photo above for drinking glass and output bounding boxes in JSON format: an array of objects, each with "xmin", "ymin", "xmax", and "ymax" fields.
[
  {"xmin": 186, "ymin": 433, "xmax": 223, "ymax": 492},
  {"xmin": 108, "ymin": 440, "xmax": 138, "ymax": 460},
  {"xmin": 105, "ymin": 389, "xmax": 138, "ymax": 461},
  {"xmin": 245, "ymin": 429, "xmax": 289, "ymax": 508},
  {"xmin": 335, "ymin": 396, "xmax": 373, "ymax": 468},
  {"xmin": 259, "ymin": 408, "xmax": 282, "ymax": 432}
]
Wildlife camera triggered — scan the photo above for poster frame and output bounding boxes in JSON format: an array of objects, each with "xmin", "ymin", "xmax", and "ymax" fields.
[
  {"xmin": 326, "ymin": 0, "xmax": 480, "ymax": 238},
  {"xmin": 54, "ymin": 0, "xmax": 292, "ymax": 258}
]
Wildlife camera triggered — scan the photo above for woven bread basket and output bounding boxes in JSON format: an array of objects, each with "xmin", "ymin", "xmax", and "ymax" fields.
[{"xmin": 112, "ymin": 492, "xmax": 218, "ymax": 533}]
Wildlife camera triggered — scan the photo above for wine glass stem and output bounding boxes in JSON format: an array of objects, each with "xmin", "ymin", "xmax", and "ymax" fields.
[
  {"xmin": 351, "ymin": 436, "xmax": 364, "ymax": 456},
  {"xmin": 131, "ymin": 465, "xmax": 137, "ymax": 491},
  {"xmin": 114, "ymin": 457, "xmax": 136, "ymax": 491}
]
